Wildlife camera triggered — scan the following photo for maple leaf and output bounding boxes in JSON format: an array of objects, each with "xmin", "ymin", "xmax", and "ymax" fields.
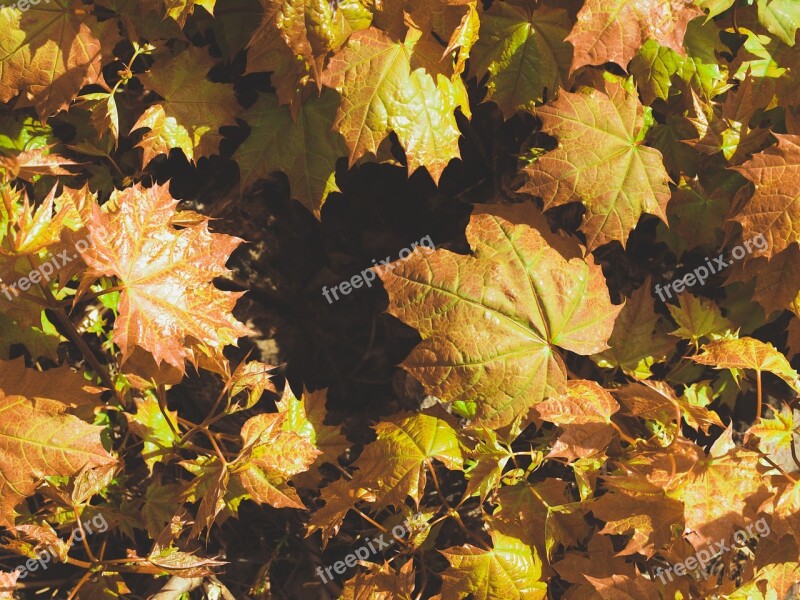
[
  {"xmin": 674, "ymin": 427, "xmax": 771, "ymax": 548},
  {"xmin": 439, "ymin": 531, "xmax": 548, "ymax": 600},
  {"xmin": 232, "ymin": 91, "xmax": 346, "ymax": 218},
  {"xmin": 339, "ymin": 559, "xmax": 415, "ymax": 600},
  {"xmin": 321, "ymin": 27, "xmax": 467, "ymax": 182},
  {"xmin": 733, "ymin": 134, "xmax": 800, "ymax": 258},
  {"xmin": 469, "ymin": 2, "xmax": 572, "ymax": 118},
  {"xmin": 616, "ymin": 380, "xmax": 724, "ymax": 435},
  {"xmin": 245, "ymin": 0, "xmax": 372, "ymax": 104},
  {"xmin": 232, "ymin": 411, "xmax": 320, "ymax": 509},
  {"xmin": 464, "ymin": 428, "xmax": 514, "ymax": 502},
  {"xmin": 352, "ymin": 411, "xmax": 462, "ymax": 510},
  {"xmin": 306, "ymin": 476, "xmax": 375, "ymax": 546},
  {"xmin": 566, "ymin": 0, "xmax": 703, "ymax": 73},
  {"xmin": 379, "ymin": 206, "xmax": 620, "ymax": 428},
  {"xmin": 726, "ymin": 244, "xmax": 800, "ymax": 314},
  {"xmin": 491, "ymin": 479, "xmax": 591, "ymax": 560},
  {"xmin": 692, "ymin": 337, "xmax": 800, "ymax": 392},
  {"xmin": 0, "ymin": 3, "xmax": 113, "ymax": 118},
  {"xmin": 757, "ymin": 0, "xmax": 800, "ymax": 46},
  {"xmin": 163, "ymin": 0, "xmax": 215, "ymax": 26},
  {"xmin": 75, "ymin": 182, "xmax": 253, "ymax": 372},
  {"xmin": 668, "ymin": 293, "xmax": 734, "ymax": 347},
  {"xmin": 747, "ymin": 403, "xmax": 798, "ymax": 454},
  {"xmin": 664, "ymin": 176, "xmax": 730, "ymax": 252},
  {"xmin": 534, "ymin": 380, "xmax": 620, "ymax": 461},
  {"xmin": 0, "ymin": 360, "xmax": 115, "ymax": 527},
  {"xmin": 126, "ymin": 395, "xmax": 179, "ymax": 475},
  {"xmin": 132, "ymin": 47, "xmax": 240, "ymax": 164},
  {"xmin": 520, "ymin": 81, "xmax": 671, "ymax": 250},
  {"xmin": 591, "ymin": 481, "xmax": 684, "ymax": 558},
  {"xmin": 594, "ymin": 282, "xmax": 674, "ymax": 378}
]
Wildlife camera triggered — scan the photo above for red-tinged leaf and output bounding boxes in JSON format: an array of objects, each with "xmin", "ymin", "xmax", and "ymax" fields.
[
  {"xmin": 133, "ymin": 47, "xmax": 240, "ymax": 164},
  {"xmin": 733, "ymin": 134, "xmax": 800, "ymax": 258},
  {"xmin": 520, "ymin": 81, "xmax": 671, "ymax": 250},
  {"xmin": 233, "ymin": 412, "xmax": 321, "ymax": 509},
  {"xmin": 566, "ymin": 0, "xmax": 703, "ymax": 73},
  {"xmin": 535, "ymin": 379, "xmax": 621, "ymax": 461},
  {"xmin": 75, "ymin": 182, "xmax": 253, "ymax": 372},
  {"xmin": 0, "ymin": 3, "xmax": 113, "ymax": 118},
  {"xmin": 379, "ymin": 206, "xmax": 620, "ymax": 428},
  {"xmin": 439, "ymin": 531, "xmax": 548, "ymax": 600},
  {"xmin": 535, "ymin": 380, "xmax": 619, "ymax": 426},
  {"xmin": 583, "ymin": 572, "xmax": 661, "ymax": 600},
  {"xmin": 591, "ymin": 486, "xmax": 684, "ymax": 557},
  {"xmin": 616, "ymin": 380, "xmax": 725, "ymax": 434},
  {"xmin": 0, "ymin": 360, "xmax": 115, "ymax": 527}
]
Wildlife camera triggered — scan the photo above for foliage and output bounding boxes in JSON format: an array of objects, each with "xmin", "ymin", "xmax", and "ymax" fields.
[{"xmin": 1, "ymin": 0, "xmax": 800, "ymax": 598}]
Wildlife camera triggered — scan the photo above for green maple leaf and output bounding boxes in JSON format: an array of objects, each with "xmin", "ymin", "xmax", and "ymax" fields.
[
  {"xmin": 379, "ymin": 205, "xmax": 620, "ymax": 428},
  {"xmin": 757, "ymin": 0, "xmax": 800, "ymax": 46},
  {"xmin": 439, "ymin": 531, "xmax": 547, "ymax": 600},
  {"xmin": 233, "ymin": 90, "xmax": 345, "ymax": 218},
  {"xmin": 133, "ymin": 46, "xmax": 240, "ymax": 164},
  {"xmin": 668, "ymin": 293, "xmax": 734, "ymax": 347},
  {"xmin": 594, "ymin": 282, "xmax": 674, "ymax": 379},
  {"xmin": 469, "ymin": 2, "xmax": 572, "ymax": 118},
  {"xmin": 520, "ymin": 81, "xmax": 671, "ymax": 250},
  {"xmin": 352, "ymin": 412, "xmax": 462, "ymax": 510},
  {"xmin": 321, "ymin": 27, "xmax": 467, "ymax": 182}
]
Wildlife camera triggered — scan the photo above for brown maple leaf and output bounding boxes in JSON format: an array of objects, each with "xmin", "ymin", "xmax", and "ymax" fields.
[{"xmin": 567, "ymin": 0, "xmax": 703, "ymax": 73}]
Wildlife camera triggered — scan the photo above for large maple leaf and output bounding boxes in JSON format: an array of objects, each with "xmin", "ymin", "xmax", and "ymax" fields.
[
  {"xmin": 520, "ymin": 81, "xmax": 671, "ymax": 250},
  {"xmin": 733, "ymin": 134, "xmax": 800, "ymax": 258},
  {"xmin": 379, "ymin": 205, "xmax": 620, "ymax": 428},
  {"xmin": 0, "ymin": 2, "xmax": 112, "ymax": 118},
  {"xmin": 566, "ymin": 0, "xmax": 703, "ymax": 73},
  {"xmin": 75, "ymin": 183, "xmax": 252, "ymax": 371},
  {"xmin": 132, "ymin": 47, "xmax": 240, "ymax": 164},
  {"xmin": 469, "ymin": 2, "xmax": 572, "ymax": 118},
  {"xmin": 321, "ymin": 27, "xmax": 467, "ymax": 182},
  {"xmin": 232, "ymin": 90, "xmax": 346, "ymax": 217},
  {"xmin": 0, "ymin": 360, "xmax": 115, "ymax": 527}
]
